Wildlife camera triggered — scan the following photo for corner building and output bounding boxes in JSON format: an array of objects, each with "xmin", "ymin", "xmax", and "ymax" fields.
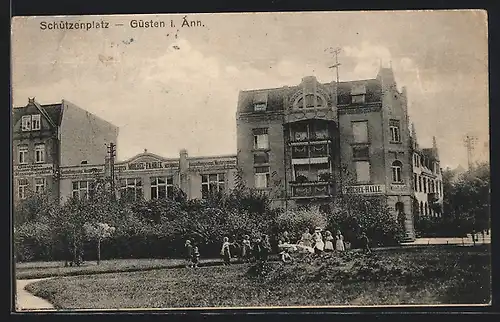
[
  {"xmin": 236, "ymin": 67, "xmax": 421, "ymax": 240},
  {"xmin": 12, "ymin": 98, "xmax": 118, "ymax": 203}
]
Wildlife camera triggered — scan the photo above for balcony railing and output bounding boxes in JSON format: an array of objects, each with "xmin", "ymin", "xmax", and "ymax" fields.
[
  {"xmin": 291, "ymin": 144, "xmax": 330, "ymax": 159},
  {"xmin": 291, "ymin": 183, "xmax": 334, "ymax": 199}
]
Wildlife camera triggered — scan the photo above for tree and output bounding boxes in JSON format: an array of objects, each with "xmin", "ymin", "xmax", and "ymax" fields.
[{"xmin": 84, "ymin": 222, "xmax": 116, "ymax": 265}]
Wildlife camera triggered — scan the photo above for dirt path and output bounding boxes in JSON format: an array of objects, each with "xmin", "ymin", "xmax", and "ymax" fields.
[{"xmin": 15, "ymin": 279, "xmax": 56, "ymax": 311}]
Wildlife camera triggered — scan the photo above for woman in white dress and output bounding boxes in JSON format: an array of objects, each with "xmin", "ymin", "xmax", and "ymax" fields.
[
  {"xmin": 324, "ymin": 230, "xmax": 334, "ymax": 252},
  {"xmin": 335, "ymin": 230, "xmax": 345, "ymax": 252},
  {"xmin": 312, "ymin": 227, "xmax": 325, "ymax": 254}
]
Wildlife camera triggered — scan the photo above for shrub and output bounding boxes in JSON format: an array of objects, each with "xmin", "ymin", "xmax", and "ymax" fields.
[{"xmin": 275, "ymin": 206, "xmax": 327, "ymax": 242}]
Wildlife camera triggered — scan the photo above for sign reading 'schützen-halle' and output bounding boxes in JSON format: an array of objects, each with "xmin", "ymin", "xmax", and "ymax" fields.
[{"xmin": 344, "ymin": 184, "xmax": 386, "ymax": 195}]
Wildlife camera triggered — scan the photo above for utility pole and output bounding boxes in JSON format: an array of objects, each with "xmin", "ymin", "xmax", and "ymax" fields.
[
  {"xmin": 463, "ymin": 134, "xmax": 477, "ymax": 170},
  {"xmin": 326, "ymin": 47, "xmax": 342, "ymax": 201},
  {"xmin": 107, "ymin": 142, "xmax": 116, "ymax": 199}
]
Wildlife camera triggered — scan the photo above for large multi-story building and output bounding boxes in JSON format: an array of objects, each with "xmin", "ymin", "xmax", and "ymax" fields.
[
  {"xmin": 12, "ymin": 98, "xmax": 119, "ymax": 203},
  {"xmin": 236, "ymin": 66, "xmax": 442, "ymax": 240},
  {"xmin": 59, "ymin": 149, "xmax": 237, "ymax": 203},
  {"xmin": 410, "ymin": 126, "xmax": 443, "ymax": 218}
]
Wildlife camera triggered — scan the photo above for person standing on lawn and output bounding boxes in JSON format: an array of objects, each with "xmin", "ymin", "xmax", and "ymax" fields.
[
  {"xmin": 335, "ymin": 230, "xmax": 345, "ymax": 252},
  {"xmin": 360, "ymin": 232, "xmax": 371, "ymax": 254},
  {"xmin": 252, "ymin": 236, "xmax": 263, "ymax": 262},
  {"xmin": 300, "ymin": 228, "xmax": 313, "ymax": 247},
  {"xmin": 261, "ymin": 234, "xmax": 271, "ymax": 262},
  {"xmin": 192, "ymin": 246, "xmax": 200, "ymax": 268},
  {"xmin": 185, "ymin": 240, "xmax": 194, "ymax": 268},
  {"xmin": 324, "ymin": 230, "xmax": 334, "ymax": 252},
  {"xmin": 281, "ymin": 231, "xmax": 291, "ymax": 244},
  {"xmin": 312, "ymin": 227, "xmax": 325, "ymax": 255},
  {"xmin": 241, "ymin": 235, "xmax": 252, "ymax": 263},
  {"xmin": 221, "ymin": 237, "xmax": 232, "ymax": 265}
]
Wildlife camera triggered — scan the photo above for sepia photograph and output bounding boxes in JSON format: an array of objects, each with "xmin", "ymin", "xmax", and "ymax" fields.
[{"xmin": 11, "ymin": 10, "xmax": 490, "ymax": 311}]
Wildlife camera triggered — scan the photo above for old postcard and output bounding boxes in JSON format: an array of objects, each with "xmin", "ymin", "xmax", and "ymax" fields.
[{"xmin": 11, "ymin": 10, "xmax": 490, "ymax": 311}]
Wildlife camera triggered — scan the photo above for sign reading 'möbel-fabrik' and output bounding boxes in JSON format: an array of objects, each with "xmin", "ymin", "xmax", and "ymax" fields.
[{"xmin": 344, "ymin": 184, "xmax": 386, "ymax": 195}]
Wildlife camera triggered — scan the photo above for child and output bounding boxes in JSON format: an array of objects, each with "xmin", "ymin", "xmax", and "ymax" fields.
[
  {"xmin": 361, "ymin": 232, "xmax": 371, "ymax": 254},
  {"xmin": 241, "ymin": 235, "xmax": 252, "ymax": 263},
  {"xmin": 261, "ymin": 234, "xmax": 271, "ymax": 262},
  {"xmin": 335, "ymin": 230, "xmax": 345, "ymax": 252},
  {"xmin": 192, "ymin": 246, "xmax": 200, "ymax": 268},
  {"xmin": 252, "ymin": 236, "xmax": 263, "ymax": 262},
  {"xmin": 279, "ymin": 247, "xmax": 293, "ymax": 263},
  {"xmin": 185, "ymin": 240, "xmax": 193, "ymax": 268},
  {"xmin": 324, "ymin": 230, "xmax": 334, "ymax": 252},
  {"xmin": 300, "ymin": 228, "xmax": 313, "ymax": 247},
  {"xmin": 221, "ymin": 237, "xmax": 232, "ymax": 265}
]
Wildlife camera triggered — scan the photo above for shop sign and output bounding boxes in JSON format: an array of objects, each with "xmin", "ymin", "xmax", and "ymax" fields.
[{"xmin": 344, "ymin": 184, "xmax": 386, "ymax": 195}]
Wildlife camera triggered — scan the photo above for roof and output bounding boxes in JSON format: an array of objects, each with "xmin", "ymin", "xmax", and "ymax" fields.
[
  {"xmin": 12, "ymin": 101, "xmax": 63, "ymax": 127},
  {"xmin": 237, "ymin": 76, "xmax": 383, "ymax": 114}
]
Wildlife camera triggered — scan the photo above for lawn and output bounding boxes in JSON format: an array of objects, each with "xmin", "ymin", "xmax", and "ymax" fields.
[
  {"xmin": 25, "ymin": 245, "xmax": 491, "ymax": 309},
  {"xmin": 16, "ymin": 258, "xmax": 224, "ymax": 279}
]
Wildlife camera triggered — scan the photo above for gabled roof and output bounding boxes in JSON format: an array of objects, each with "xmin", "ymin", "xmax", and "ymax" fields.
[{"xmin": 12, "ymin": 99, "xmax": 63, "ymax": 128}]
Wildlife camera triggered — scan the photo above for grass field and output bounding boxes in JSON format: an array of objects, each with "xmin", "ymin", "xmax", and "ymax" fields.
[
  {"xmin": 16, "ymin": 258, "xmax": 224, "ymax": 279},
  {"xmin": 24, "ymin": 245, "xmax": 491, "ymax": 309}
]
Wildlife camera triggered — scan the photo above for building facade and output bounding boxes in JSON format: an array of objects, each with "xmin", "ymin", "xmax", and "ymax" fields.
[
  {"xmin": 411, "ymin": 126, "xmax": 443, "ymax": 219},
  {"xmin": 12, "ymin": 98, "xmax": 119, "ymax": 203},
  {"xmin": 58, "ymin": 149, "xmax": 237, "ymax": 203},
  {"xmin": 236, "ymin": 67, "xmax": 439, "ymax": 240}
]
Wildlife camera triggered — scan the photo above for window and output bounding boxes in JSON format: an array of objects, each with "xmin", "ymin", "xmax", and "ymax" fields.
[
  {"xmin": 120, "ymin": 178, "xmax": 143, "ymax": 201},
  {"xmin": 389, "ymin": 120, "xmax": 401, "ymax": 143},
  {"xmin": 202, "ymin": 173, "xmax": 225, "ymax": 198},
  {"xmin": 254, "ymin": 102, "xmax": 267, "ymax": 112},
  {"xmin": 31, "ymin": 114, "xmax": 41, "ymax": 130},
  {"xmin": 351, "ymin": 95, "xmax": 365, "ymax": 104},
  {"xmin": 254, "ymin": 92, "xmax": 268, "ymax": 112},
  {"xmin": 254, "ymin": 166, "xmax": 270, "ymax": 189},
  {"xmin": 355, "ymin": 161, "xmax": 371, "ymax": 183},
  {"xmin": 35, "ymin": 144, "xmax": 45, "ymax": 163},
  {"xmin": 253, "ymin": 128, "xmax": 269, "ymax": 150},
  {"xmin": 18, "ymin": 145, "xmax": 28, "ymax": 164},
  {"xmin": 21, "ymin": 115, "xmax": 31, "ymax": 131},
  {"xmin": 35, "ymin": 178, "xmax": 46, "ymax": 193},
  {"xmin": 391, "ymin": 160, "xmax": 403, "ymax": 183},
  {"xmin": 423, "ymin": 178, "xmax": 427, "ymax": 193},
  {"xmin": 413, "ymin": 173, "xmax": 417, "ymax": 190},
  {"xmin": 253, "ymin": 153, "xmax": 269, "ymax": 164},
  {"xmin": 72, "ymin": 181, "xmax": 93, "ymax": 200},
  {"xmin": 419, "ymin": 201, "xmax": 423, "ymax": 215},
  {"xmin": 18, "ymin": 178, "xmax": 29, "ymax": 199},
  {"xmin": 352, "ymin": 146, "xmax": 369, "ymax": 159},
  {"xmin": 418, "ymin": 175, "xmax": 422, "ymax": 192},
  {"xmin": 352, "ymin": 121, "xmax": 368, "ymax": 143},
  {"xmin": 151, "ymin": 176, "xmax": 174, "ymax": 199}
]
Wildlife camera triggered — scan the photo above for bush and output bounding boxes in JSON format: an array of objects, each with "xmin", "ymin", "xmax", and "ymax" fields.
[{"xmin": 275, "ymin": 206, "xmax": 328, "ymax": 242}]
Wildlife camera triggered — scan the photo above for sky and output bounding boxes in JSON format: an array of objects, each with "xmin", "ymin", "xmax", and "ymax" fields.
[{"xmin": 11, "ymin": 10, "xmax": 489, "ymax": 169}]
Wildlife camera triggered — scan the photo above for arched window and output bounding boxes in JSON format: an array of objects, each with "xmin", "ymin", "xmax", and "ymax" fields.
[
  {"xmin": 423, "ymin": 178, "xmax": 427, "ymax": 193},
  {"xmin": 391, "ymin": 160, "xmax": 403, "ymax": 183},
  {"xmin": 296, "ymin": 94, "xmax": 326, "ymax": 109},
  {"xmin": 419, "ymin": 201, "xmax": 423, "ymax": 215},
  {"xmin": 418, "ymin": 175, "xmax": 422, "ymax": 192}
]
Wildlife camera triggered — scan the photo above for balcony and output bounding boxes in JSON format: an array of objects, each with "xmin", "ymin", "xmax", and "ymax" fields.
[
  {"xmin": 290, "ymin": 183, "xmax": 335, "ymax": 199},
  {"xmin": 291, "ymin": 144, "xmax": 330, "ymax": 163}
]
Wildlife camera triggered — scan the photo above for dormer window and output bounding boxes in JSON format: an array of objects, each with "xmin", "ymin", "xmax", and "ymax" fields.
[
  {"xmin": 32, "ymin": 114, "xmax": 41, "ymax": 130},
  {"xmin": 351, "ymin": 84, "xmax": 366, "ymax": 104},
  {"xmin": 21, "ymin": 115, "xmax": 31, "ymax": 131},
  {"xmin": 253, "ymin": 92, "xmax": 268, "ymax": 112},
  {"xmin": 254, "ymin": 102, "xmax": 267, "ymax": 112},
  {"xmin": 21, "ymin": 114, "xmax": 41, "ymax": 131},
  {"xmin": 296, "ymin": 94, "xmax": 326, "ymax": 109}
]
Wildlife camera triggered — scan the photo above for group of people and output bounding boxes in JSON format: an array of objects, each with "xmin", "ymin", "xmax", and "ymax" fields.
[
  {"xmin": 184, "ymin": 228, "xmax": 372, "ymax": 267},
  {"xmin": 220, "ymin": 234, "xmax": 272, "ymax": 265}
]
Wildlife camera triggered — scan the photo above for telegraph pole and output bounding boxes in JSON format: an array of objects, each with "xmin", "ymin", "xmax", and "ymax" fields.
[
  {"xmin": 463, "ymin": 134, "xmax": 477, "ymax": 170},
  {"xmin": 107, "ymin": 142, "xmax": 116, "ymax": 198},
  {"xmin": 326, "ymin": 47, "xmax": 343, "ymax": 200}
]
